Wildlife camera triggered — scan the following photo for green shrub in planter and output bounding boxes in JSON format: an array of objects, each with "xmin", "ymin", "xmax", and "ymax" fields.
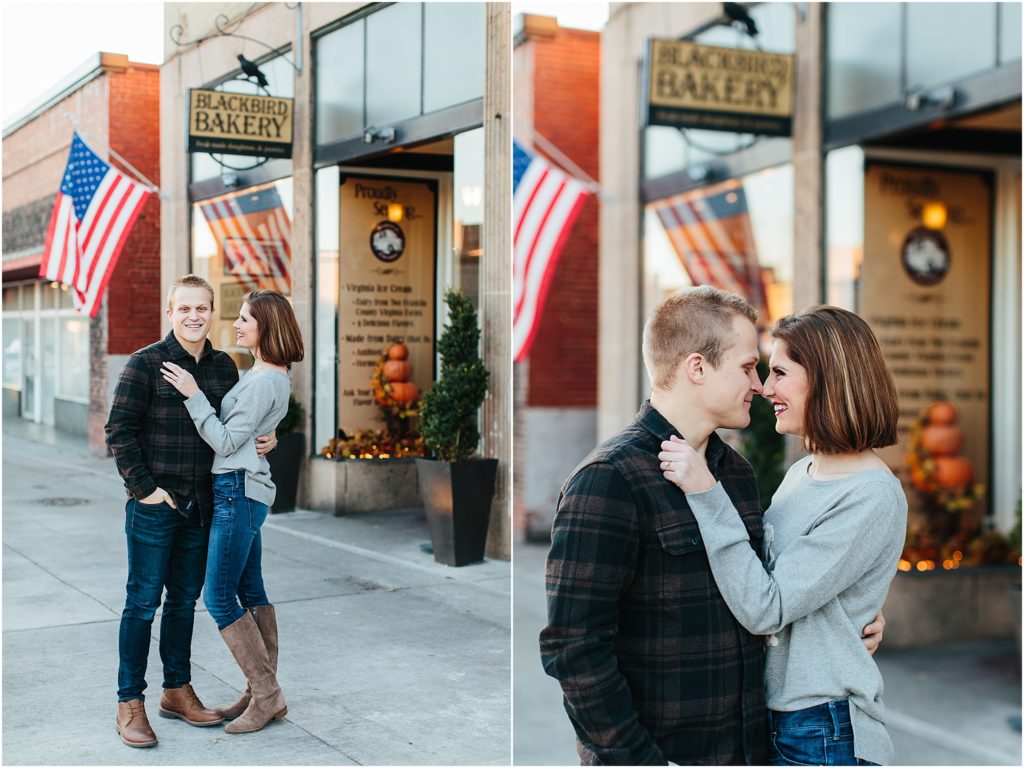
[
  {"xmin": 419, "ymin": 288, "xmax": 489, "ymax": 461},
  {"xmin": 416, "ymin": 289, "xmax": 496, "ymax": 566}
]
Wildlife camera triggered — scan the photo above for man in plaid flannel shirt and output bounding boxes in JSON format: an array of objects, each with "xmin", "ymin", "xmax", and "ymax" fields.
[
  {"xmin": 105, "ymin": 275, "xmax": 277, "ymax": 748},
  {"xmin": 540, "ymin": 287, "xmax": 883, "ymax": 765}
]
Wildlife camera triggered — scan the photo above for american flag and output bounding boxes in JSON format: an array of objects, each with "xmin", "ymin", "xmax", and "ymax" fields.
[
  {"xmin": 648, "ymin": 181, "xmax": 768, "ymax": 320},
  {"xmin": 39, "ymin": 132, "xmax": 154, "ymax": 317},
  {"xmin": 198, "ymin": 185, "xmax": 292, "ymax": 295},
  {"xmin": 513, "ymin": 139, "xmax": 592, "ymax": 363}
]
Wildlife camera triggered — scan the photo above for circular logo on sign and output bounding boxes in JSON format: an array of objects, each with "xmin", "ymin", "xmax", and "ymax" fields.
[
  {"xmin": 901, "ymin": 227, "xmax": 950, "ymax": 287},
  {"xmin": 370, "ymin": 221, "xmax": 405, "ymax": 263}
]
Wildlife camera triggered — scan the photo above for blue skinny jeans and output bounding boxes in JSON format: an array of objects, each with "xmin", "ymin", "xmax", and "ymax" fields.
[
  {"xmin": 203, "ymin": 471, "xmax": 271, "ymax": 630},
  {"xmin": 769, "ymin": 700, "xmax": 879, "ymax": 766}
]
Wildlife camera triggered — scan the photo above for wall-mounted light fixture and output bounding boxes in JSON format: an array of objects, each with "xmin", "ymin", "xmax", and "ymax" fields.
[
  {"xmin": 387, "ymin": 203, "xmax": 404, "ymax": 223},
  {"xmin": 905, "ymin": 85, "xmax": 957, "ymax": 112},
  {"xmin": 921, "ymin": 202, "xmax": 948, "ymax": 230},
  {"xmin": 363, "ymin": 126, "xmax": 397, "ymax": 145}
]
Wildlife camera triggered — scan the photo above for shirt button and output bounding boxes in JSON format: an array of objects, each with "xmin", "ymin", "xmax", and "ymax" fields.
[{"xmin": 768, "ymin": 635, "xmax": 779, "ymax": 646}]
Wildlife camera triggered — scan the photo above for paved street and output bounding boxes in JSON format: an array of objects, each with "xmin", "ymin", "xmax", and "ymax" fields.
[
  {"xmin": 514, "ymin": 542, "xmax": 1022, "ymax": 766},
  {"xmin": 2, "ymin": 420, "xmax": 510, "ymax": 766}
]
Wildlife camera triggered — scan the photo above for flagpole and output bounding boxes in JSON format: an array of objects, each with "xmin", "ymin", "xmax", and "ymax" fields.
[{"xmin": 62, "ymin": 112, "xmax": 169, "ymax": 201}]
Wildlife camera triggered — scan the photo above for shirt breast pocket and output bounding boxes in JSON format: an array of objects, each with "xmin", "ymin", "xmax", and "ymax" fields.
[
  {"xmin": 656, "ymin": 521, "xmax": 710, "ymax": 608},
  {"xmin": 152, "ymin": 380, "xmax": 187, "ymax": 422}
]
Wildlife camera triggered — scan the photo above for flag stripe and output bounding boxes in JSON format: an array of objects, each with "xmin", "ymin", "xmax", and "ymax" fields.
[
  {"xmin": 80, "ymin": 189, "xmax": 149, "ymax": 316},
  {"xmin": 512, "ymin": 139, "xmax": 593, "ymax": 363},
  {"xmin": 512, "ymin": 191, "xmax": 588, "ymax": 361}
]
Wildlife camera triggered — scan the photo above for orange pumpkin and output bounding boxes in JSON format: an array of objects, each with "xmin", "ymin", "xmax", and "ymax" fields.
[
  {"xmin": 387, "ymin": 343, "xmax": 409, "ymax": 361},
  {"xmin": 928, "ymin": 401, "xmax": 958, "ymax": 426},
  {"xmin": 382, "ymin": 360, "xmax": 412, "ymax": 382},
  {"xmin": 910, "ymin": 466, "xmax": 930, "ymax": 491},
  {"xmin": 932, "ymin": 456, "xmax": 973, "ymax": 489},
  {"xmin": 920, "ymin": 425, "xmax": 963, "ymax": 456},
  {"xmin": 390, "ymin": 381, "xmax": 419, "ymax": 403}
]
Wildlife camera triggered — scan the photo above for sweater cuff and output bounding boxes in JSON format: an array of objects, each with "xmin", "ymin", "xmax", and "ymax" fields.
[{"xmin": 684, "ymin": 481, "xmax": 734, "ymax": 519}]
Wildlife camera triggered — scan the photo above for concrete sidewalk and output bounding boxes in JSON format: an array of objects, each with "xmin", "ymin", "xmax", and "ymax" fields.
[
  {"xmin": 1, "ymin": 421, "xmax": 510, "ymax": 766},
  {"xmin": 514, "ymin": 541, "xmax": 1022, "ymax": 766}
]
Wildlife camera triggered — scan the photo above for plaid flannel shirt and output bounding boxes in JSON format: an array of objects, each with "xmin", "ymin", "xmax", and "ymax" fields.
[
  {"xmin": 105, "ymin": 331, "xmax": 238, "ymax": 526},
  {"xmin": 541, "ymin": 401, "xmax": 768, "ymax": 766}
]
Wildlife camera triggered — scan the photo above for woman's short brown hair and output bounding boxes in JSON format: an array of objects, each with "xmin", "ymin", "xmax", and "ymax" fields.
[
  {"xmin": 244, "ymin": 290, "xmax": 304, "ymax": 367},
  {"xmin": 771, "ymin": 305, "xmax": 898, "ymax": 455},
  {"xmin": 642, "ymin": 286, "xmax": 758, "ymax": 389}
]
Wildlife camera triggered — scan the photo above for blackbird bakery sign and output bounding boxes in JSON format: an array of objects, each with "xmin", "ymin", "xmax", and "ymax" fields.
[
  {"xmin": 645, "ymin": 39, "xmax": 794, "ymax": 136},
  {"xmin": 187, "ymin": 89, "xmax": 294, "ymax": 158}
]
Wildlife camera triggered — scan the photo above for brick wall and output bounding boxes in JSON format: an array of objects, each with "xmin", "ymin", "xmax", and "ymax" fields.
[
  {"xmin": 105, "ymin": 64, "xmax": 162, "ymax": 357},
  {"xmin": 526, "ymin": 27, "xmax": 600, "ymax": 407}
]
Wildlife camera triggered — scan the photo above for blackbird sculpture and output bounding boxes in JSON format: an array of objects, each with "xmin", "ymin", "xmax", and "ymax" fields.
[
  {"xmin": 723, "ymin": 3, "xmax": 759, "ymax": 37},
  {"xmin": 236, "ymin": 54, "xmax": 269, "ymax": 88}
]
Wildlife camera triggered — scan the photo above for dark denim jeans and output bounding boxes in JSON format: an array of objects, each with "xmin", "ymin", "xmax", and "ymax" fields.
[
  {"xmin": 769, "ymin": 700, "xmax": 879, "ymax": 766},
  {"xmin": 204, "ymin": 471, "xmax": 270, "ymax": 630},
  {"xmin": 118, "ymin": 498, "xmax": 209, "ymax": 702}
]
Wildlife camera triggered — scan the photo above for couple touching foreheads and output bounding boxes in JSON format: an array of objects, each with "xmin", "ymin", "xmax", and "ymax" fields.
[{"xmin": 542, "ymin": 286, "xmax": 907, "ymax": 766}]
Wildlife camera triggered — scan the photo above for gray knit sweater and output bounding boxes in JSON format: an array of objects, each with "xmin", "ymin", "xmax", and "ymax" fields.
[
  {"xmin": 184, "ymin": 368, "xmax": 291, "ymax": 508},
  {"xmin": 685, "ymin": 455, "xmax": 907, "ymax": 765}
]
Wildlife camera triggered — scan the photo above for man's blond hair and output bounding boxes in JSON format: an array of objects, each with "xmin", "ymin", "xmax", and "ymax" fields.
[
  {"xmin": 642, "ymin": 286, "xmax": 757, "ymax": 389},
  {"xmin": 166, "ymin": 274, "xmax": 215, "ymax": 311}
]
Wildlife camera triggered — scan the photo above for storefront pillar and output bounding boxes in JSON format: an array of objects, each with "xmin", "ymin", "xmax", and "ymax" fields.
[
  {"xmin": 292, "ymin": 8, "xmax": 315, "ymax": 508},
  {"xmin": 481, "ymin": 3, "xmax": 512, "ymax": 559},
  {"xmin": 597, "ymin": 7, "xmax": 643, "ymax": 442},
  {"xmin": 792, "ymin": 3, "xmax": 825, "ymax": 314}
]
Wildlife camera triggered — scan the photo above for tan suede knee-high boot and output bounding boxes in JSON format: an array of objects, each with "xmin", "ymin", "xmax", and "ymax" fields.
[
  {"xmin": 218, "ymin": 612, "xmax": 287, "ymax": 733},
  {"xmin": 216, "ymin": 605, "xmax": 279, "ymax": 720}
]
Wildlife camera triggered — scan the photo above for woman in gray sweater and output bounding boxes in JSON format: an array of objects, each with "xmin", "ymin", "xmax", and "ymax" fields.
[
  {"xmin": 162, "ymin": 289, "xmax": 303, "ymax": 736},
  {"xmin": 659, "ymin": 305, "xmax": 907, "ymax": 766}
]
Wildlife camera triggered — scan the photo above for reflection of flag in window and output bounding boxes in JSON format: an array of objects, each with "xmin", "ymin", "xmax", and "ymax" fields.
[
  {"xmin": 198, "ymin": 186, "xmax": 292, "ymax": 295},
  {"xmin": 648, "ymin": 181, "xmax": 768, "ymax": 321},
  {"xmin": 513, "ymin": 140, "xmax": 592, "ymax": 363}
]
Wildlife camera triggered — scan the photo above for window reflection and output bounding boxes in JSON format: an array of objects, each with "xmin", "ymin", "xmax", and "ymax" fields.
[
  {"xmin": 454, "ymin": 128, "xmax": 484, "ymax": 306},
  {"xmin": 191, "ymin": 179, "xmax": 294, "ymax": 371},
  {"xmin": 644, "ymin": 165, "xmax": 795, "ymax": 339}
]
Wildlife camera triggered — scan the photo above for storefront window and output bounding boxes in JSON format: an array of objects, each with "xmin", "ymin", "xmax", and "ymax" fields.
[
  {"xmin": 906, "ymin": 3, "xmax": 996, "ymax": 89},
  {"xmin": 315, "ymin": 20, "xmax": 365, "ymax": 144},
  {"xmin": 191, "ymin": 55, "xmax": 294, "ymax": 183},
  {"xmin": 826, "ymin": 3, "xmax": 901, "ymax": 119},
  {"xmin": 454, "ymin": 128, "xmax": 484, "ymax": 306},
  {"xmin": 424, "ymin": 3, "xmax": 485, "ymax": 113},
  {"xmin": 367, "ymin": 3, "xmax": 422, "ymax": 126},
  {"xmin": 314, "ymin": 165, "xmax": 341, "ymax": 448},
  {"xmin": 2, "ymin": 316, "xmax": 21, "ymax": 388},
  {"xmin": 828, "ymin": 3, "xmax": 1014, "ymax": 120},
  {"xmin": 643, "ymin": 164, "xmax": 795, "ymax": 356},
  {"xmin": 999, "ymin": 2, "xmax": 1022, "ymax": 63},
  {"xmin": 315, "ymin": 3, "xmax": 485, "ymax": 146},
  {"xmin": 57, "ymin": 316, "xmax": 88, "ymax": 401},
  {"xmin": 191, "ymin": 178, "xmax": 295, "ymax": 372},
  {"xmin": 3, "ymin": 285, "xmax": 20, "ymax": 312},
  {"xmin": 824, "ymin": 145, "xmax": 865, "ymax": 311}
]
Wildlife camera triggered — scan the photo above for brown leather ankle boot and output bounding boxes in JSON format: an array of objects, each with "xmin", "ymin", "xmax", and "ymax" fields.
[
  {"xmin": 219, "ymin": 612, "xmax": 287, "ymax": 734},
  {"xmin": 216, "ymin": 605, "xmax": 279, "ymax": 720},
  {"xmin": 159, "ymin": 683, "xmax": 223, "ymax": 726},
  {"xmin": 116, "ymin": 699, "xmax": 158, "ymax": 748}
]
